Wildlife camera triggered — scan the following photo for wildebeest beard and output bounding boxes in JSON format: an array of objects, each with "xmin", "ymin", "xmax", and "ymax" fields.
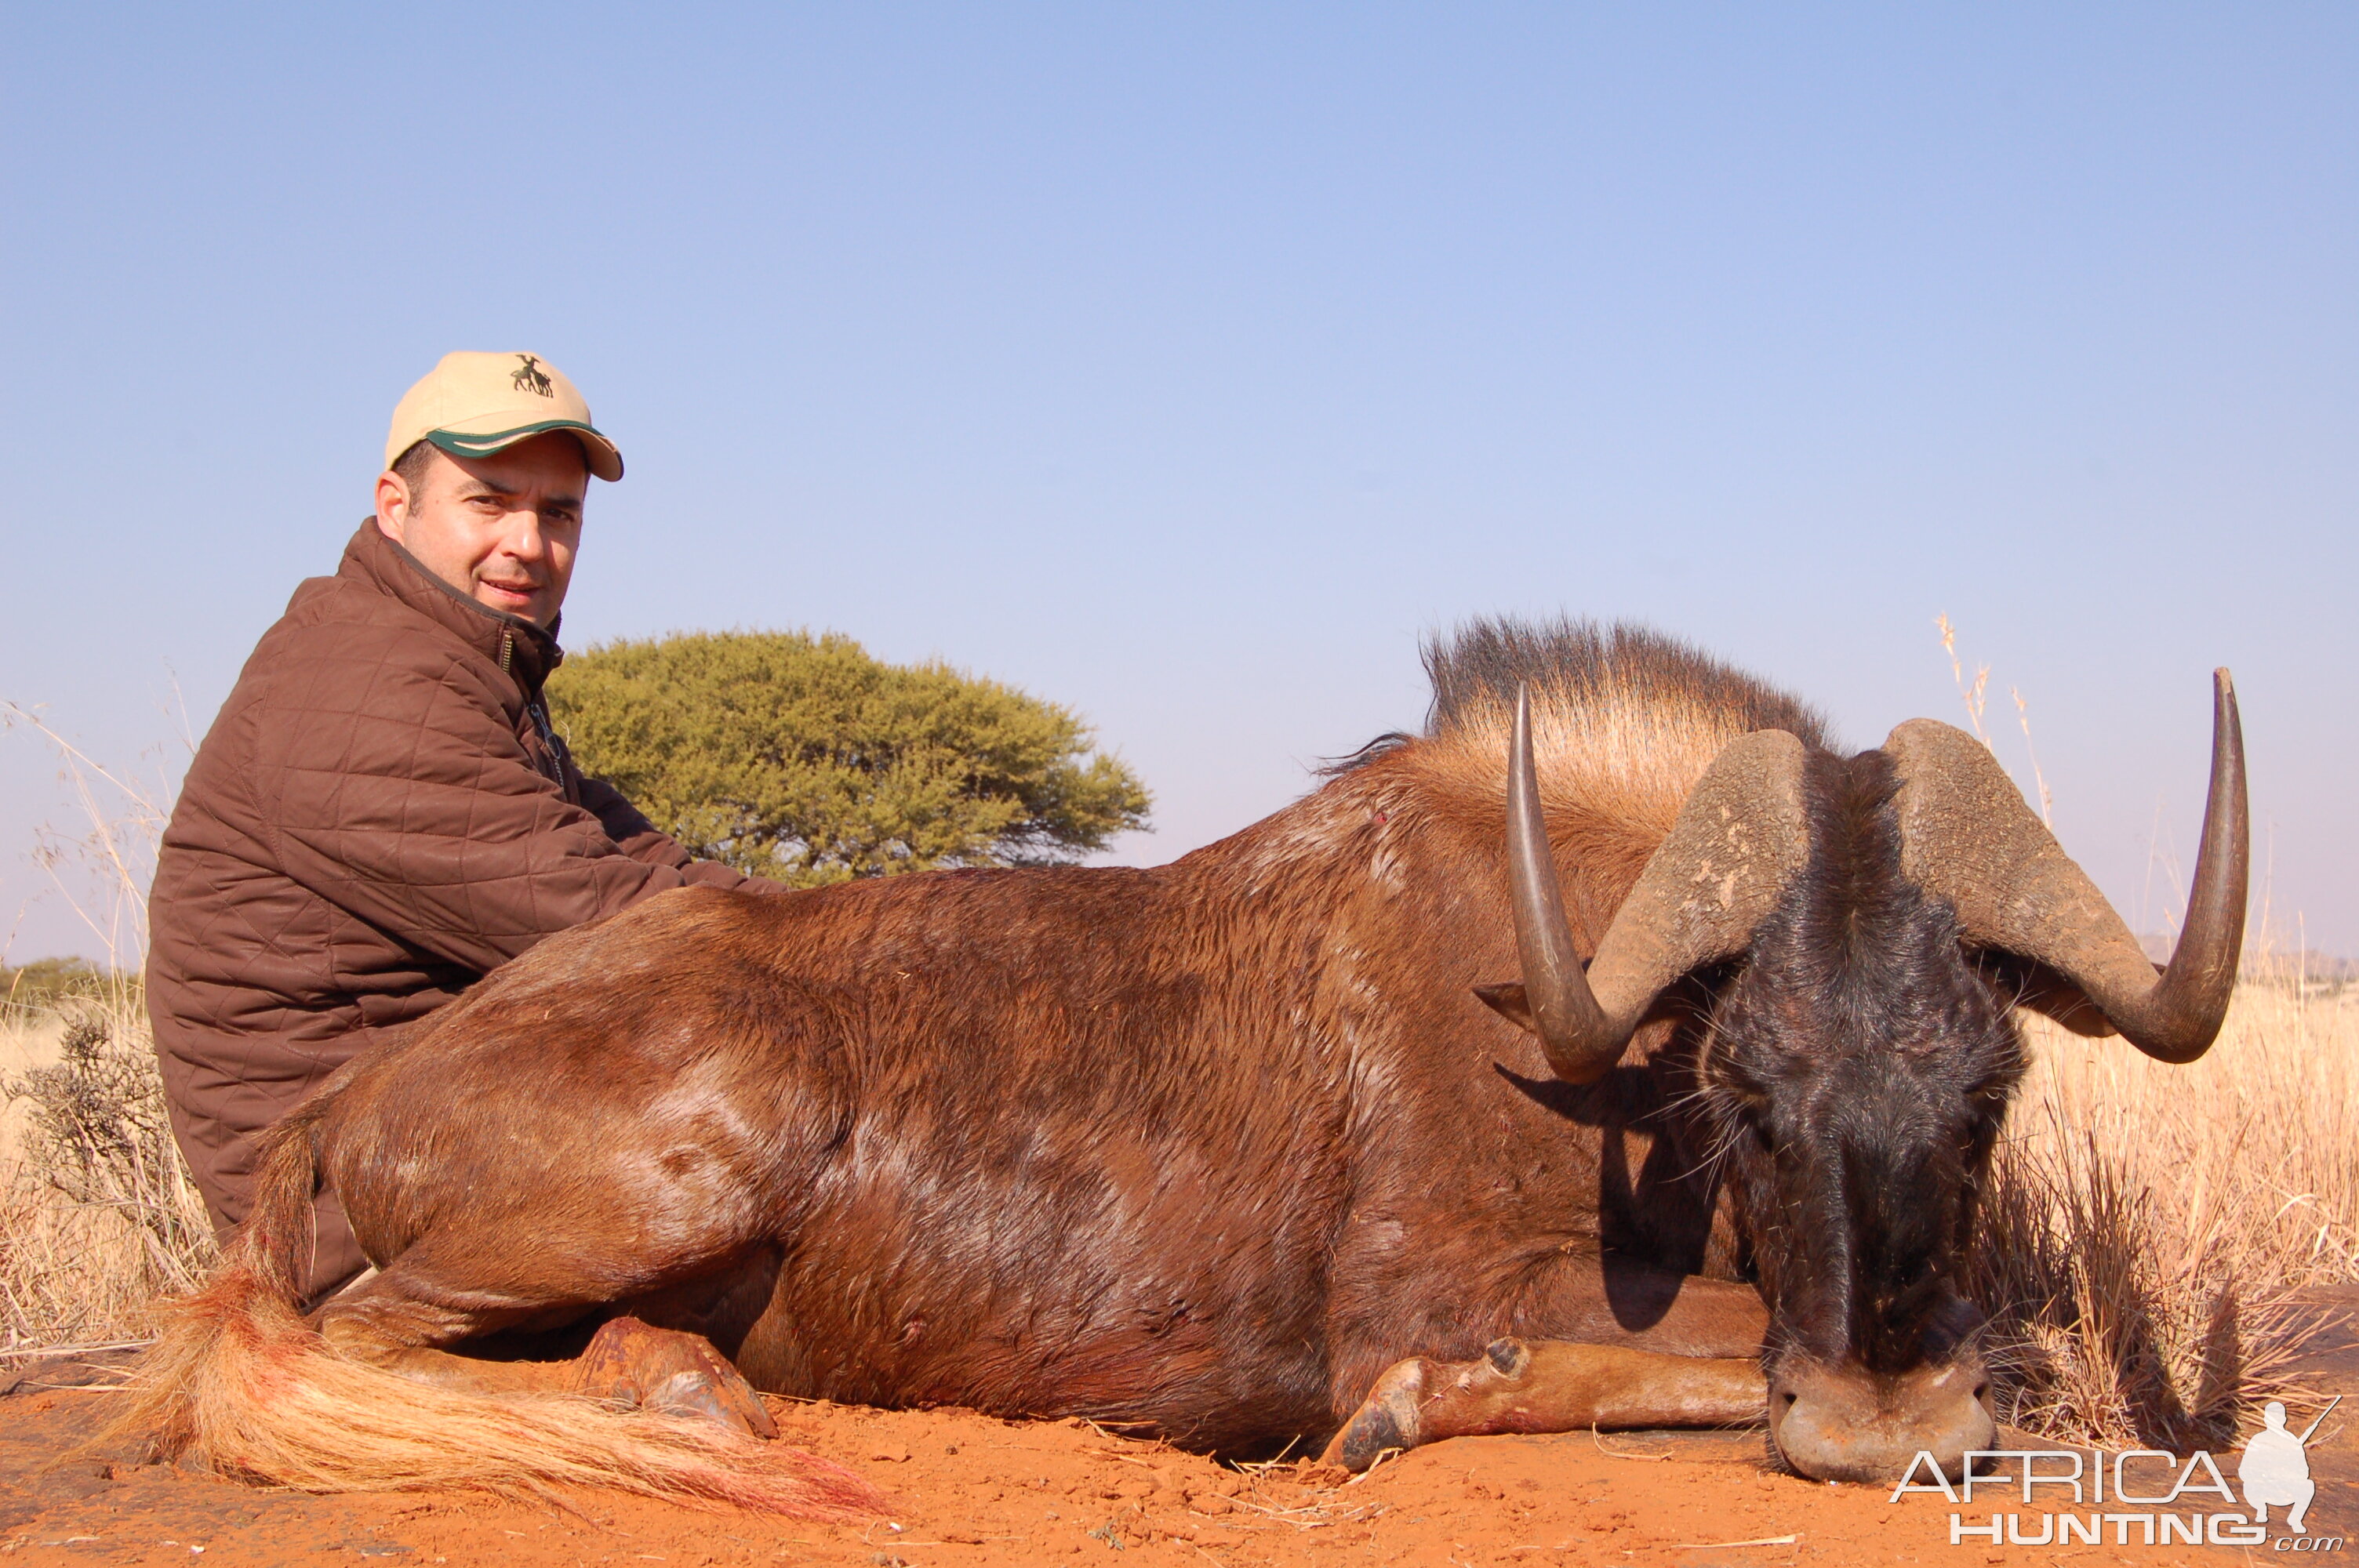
[{"xmin": 1698, "ymin": 746, "xmax": 2026, "ymax": 1389}]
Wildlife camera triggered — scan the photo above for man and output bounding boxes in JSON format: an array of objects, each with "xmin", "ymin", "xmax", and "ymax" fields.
[{"xmin": 148, "ymin": 351, "xmax": 775, "ymax": 1298}]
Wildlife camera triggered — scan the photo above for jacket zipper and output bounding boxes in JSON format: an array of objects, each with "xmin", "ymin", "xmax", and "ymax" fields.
[
  {"xmin": 527, "ymin": 700, "xmax": 562, "ymax": 760},
  {"xmin": 500, "ymin": 627, "xmax": 566, "ymax": 790}
]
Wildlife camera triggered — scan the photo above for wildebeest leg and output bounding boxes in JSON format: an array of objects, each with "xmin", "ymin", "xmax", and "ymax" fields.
[
  {"xmin": 315, "ymin": 1265, "xmax": 776, "ymax": 1438},
  {"xmin": 1320, "ymin": 1338, "xmax": 1761, "ymax": 1472}
]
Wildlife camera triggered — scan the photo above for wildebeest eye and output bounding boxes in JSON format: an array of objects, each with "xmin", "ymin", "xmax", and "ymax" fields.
[{"xmin": 1704, "ymin": 1050, "xmax": 1771, "ymax": 1109}]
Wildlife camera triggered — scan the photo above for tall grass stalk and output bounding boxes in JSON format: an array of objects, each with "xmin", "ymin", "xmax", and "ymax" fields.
[
  {"xmin": 1, "ymin": 701, "xmax": 213, "ymax": 1359},
  {"xmin": 1929, "ymin": 617, "xmax": 2352, "ymax": 1449},
  {"xmin": 1972, "ymin": 958, "xmax": 2357, "ymax": 1449}
]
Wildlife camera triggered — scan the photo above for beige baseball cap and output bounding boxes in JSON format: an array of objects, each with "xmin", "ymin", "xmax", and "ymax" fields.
[{"xmin": 384, "ymin": 350, "xmax": 624, "ymax": 481}]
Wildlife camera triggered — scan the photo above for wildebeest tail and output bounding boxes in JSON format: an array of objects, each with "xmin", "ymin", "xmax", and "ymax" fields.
[{"xmin": 96, "ymin": 1097, "xmax": 880, "ymax": 1516}]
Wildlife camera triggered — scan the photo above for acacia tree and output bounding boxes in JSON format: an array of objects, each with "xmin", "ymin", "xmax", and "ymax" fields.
[{"xmin": 546, "ymin": 630, "xmax": 1151, "ymax": 887}]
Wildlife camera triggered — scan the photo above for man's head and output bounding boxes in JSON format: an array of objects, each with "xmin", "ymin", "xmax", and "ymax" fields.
[
  {"xmin": 374, "ymin": 350, "xmax": 623, "ymax": 628},
  {"xmin": 377, "ymin": 436, "xmax": 587, "ymax": 627}
]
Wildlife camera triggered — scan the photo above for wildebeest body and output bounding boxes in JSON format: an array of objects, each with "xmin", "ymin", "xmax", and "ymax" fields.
[{"xmin": 322, "ymin": 759, "xmax": 1747, "ymax": 1454}]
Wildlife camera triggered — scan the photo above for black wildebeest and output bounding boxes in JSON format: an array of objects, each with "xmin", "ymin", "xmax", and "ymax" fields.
[{"xmin": 119, "ymin": 621, "xmax": 2245, "ymax": 1510}]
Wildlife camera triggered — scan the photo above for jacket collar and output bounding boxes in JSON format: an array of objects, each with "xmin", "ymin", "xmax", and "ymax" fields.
[{"xmin": 338, "ymin": 521, "xmax": 565, "ymax": 694}]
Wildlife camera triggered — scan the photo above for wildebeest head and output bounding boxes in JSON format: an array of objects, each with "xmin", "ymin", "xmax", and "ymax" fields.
[{"xmin": 1476, "ymin": 677, "xmax": 2248, "ymax": 1481}]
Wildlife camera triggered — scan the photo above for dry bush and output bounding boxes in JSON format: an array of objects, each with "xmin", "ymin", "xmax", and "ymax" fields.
[
  {"xmin": 1, "ymin": 991, "xmax": 216, "ymax": 1358},
  {"xmin": 1971, "ymin": 957, "xmax": 2357, "ymax": 1450},
  {"xmin": 1, "ymin": 699, "xmax": 212, "ymax": 1362}
]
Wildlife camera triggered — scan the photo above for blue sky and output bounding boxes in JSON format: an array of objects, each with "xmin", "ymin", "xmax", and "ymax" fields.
[{"xmin": 3, "ymin": 5, "xmax": 2353, "ymax": 959}]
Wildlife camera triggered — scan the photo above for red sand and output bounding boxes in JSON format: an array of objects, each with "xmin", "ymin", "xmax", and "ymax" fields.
[
  {"xmin": 5, "ymin": 1367, "xmax": 2350, "ymax": 1567},
  {"xmin": 8, "ymin": 1296, "xmax": 2354, "ymax": 1568}
]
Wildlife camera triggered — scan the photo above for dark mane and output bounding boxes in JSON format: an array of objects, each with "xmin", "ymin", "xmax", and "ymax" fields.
[{"xmin": 1422, "ymin": 617, "xmax": 1832, "ymax": 750}]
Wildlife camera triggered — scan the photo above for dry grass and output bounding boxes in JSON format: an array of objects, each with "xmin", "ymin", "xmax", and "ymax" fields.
[
  {"xmin": 1971, "ymin": 957, "xmax": 2357, "ymax": 1450},
  {"xmin": 1, "ymin": 992, "xmax": 216, "ymax": 1360},
  {"xmin": 2, "ymin": 698, "xmax": 213, "ymax": 1363}
]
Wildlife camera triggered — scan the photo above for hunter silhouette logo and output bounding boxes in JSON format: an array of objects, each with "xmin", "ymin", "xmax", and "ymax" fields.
[
  {"xmin": 2239, "ymin": 1396, "xmax": 2336, "ymax": 1534},
  {"xmin": 1890, "ymin": 1392, "xmax": 2347, "ymax": 1550},
  {"xmin": 511, "ymin": 354, "xmax": 554, "ymax": 397}
]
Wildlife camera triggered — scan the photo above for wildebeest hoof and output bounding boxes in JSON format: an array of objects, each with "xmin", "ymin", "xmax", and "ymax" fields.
[
  {"xmin": 572, "ymin": 1316, "xmax": 779, "ymax": 1439},
  {"xmin": 644, "ymin": 1366, "xmax": 776, "ymax": 1436},
  {"xmin": 1320, "ymin": 1357, "xmax": 1430, "ymax": 1472}
]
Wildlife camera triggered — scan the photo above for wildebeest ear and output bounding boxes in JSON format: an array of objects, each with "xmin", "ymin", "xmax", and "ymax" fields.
[{"xmin": 1474, "ymin": 982, "xmax": 1539, "ymax": 1033}]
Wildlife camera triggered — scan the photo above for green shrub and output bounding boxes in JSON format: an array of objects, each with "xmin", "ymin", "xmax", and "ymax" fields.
[
  {"xmin": 0, "ymin": 957, "xmax": 120, "ymax": 1014},
  {"xmin": 547, "ymin": 630, "xmax": 1151, "ymax": 887}
]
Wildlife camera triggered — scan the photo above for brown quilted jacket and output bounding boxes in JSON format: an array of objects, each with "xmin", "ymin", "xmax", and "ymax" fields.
[{"xmin": 149, "ymin": 521, "xmax": 770, "ymax": 1285}]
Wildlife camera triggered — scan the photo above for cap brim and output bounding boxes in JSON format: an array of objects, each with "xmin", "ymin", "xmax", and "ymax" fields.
[{"xmin": 427, "ymin": 419, "xmax": 624, "ymax": 481}]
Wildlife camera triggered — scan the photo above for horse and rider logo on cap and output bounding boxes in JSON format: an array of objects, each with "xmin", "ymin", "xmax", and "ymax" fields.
[{"xmin": 510, "ymin": 354, "xmax": 555, "ymax": 397}]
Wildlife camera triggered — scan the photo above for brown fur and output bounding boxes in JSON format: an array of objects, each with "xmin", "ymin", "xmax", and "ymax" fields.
[{"xmin": 125, "ymin": 619, "xmax": 1810, "ymax": 1494}]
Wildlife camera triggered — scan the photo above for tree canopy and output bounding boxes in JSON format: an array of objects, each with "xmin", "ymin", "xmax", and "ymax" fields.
[{"xmin": 545, "ymin": 630, "xmax": 1151, "ymax": 887}]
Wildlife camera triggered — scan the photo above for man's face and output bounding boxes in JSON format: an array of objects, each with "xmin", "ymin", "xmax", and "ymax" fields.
[{"xmin": 373, "ymin": 434, "xmax": 587, "ymax": 627}]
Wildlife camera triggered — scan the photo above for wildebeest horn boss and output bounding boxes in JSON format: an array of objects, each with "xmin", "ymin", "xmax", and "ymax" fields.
[{"xmin": 109, "ymin": 620, "xmax": 2247, "ymax": 1508}]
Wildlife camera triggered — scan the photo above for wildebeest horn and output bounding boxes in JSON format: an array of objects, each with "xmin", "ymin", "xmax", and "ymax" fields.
[
  {"xmin": 1886, "ymin": 670, "xmax": 2247, "ymax": 1064},
  {"xmin": 1478, "ymin": 685, "xmax": 1812, "ymax": 1084}
]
